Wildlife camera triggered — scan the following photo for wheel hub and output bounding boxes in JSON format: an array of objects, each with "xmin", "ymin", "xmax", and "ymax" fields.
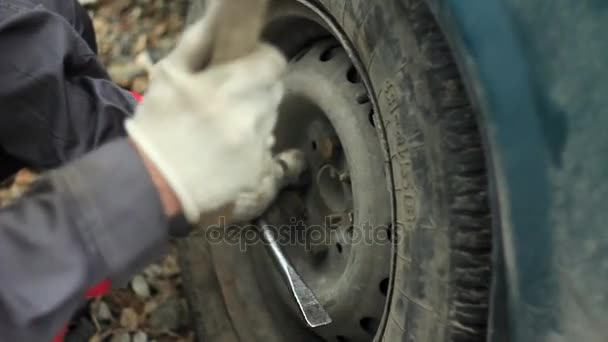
[{"xmin": 253, "ymin": 39, "xmax": 392, "ymax": 342}]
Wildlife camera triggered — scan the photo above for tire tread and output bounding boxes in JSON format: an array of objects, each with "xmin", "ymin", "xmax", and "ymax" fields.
[{"xmin": 406, "ymin": 2, "xmax": 491, "ymax": 341}]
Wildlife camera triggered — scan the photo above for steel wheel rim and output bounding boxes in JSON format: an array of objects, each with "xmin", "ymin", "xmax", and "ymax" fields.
[{"xmin": 252, "ymin": 22, "xmax": 393, "ymax": 341}]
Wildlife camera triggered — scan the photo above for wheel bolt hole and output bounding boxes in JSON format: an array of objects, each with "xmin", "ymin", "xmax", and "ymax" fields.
[
  {"xmin": 292, "ymin": 45, "xmax": 313, "ymax": 62},
  {"xmin": 347, "ymin": 66, "xmax": 361, "ymax": 83},
  {"xmin": 320, "ymin": 45, "xmax": 342, "ymax": 61},
  {"xmin": 360, "ymin": 317, "xmax": 380, "ymax": 335},
  {"xmin": 312, "ymin": 141, "xmax": 318, "ymax": 150},
  {"xmin": 369, "ymin": 109, "xmax": 376, "ymax": 127},
  {"xmin": 336, "ymin": 243, "xmax": 343, "ymax": 254},
  {"xmin": 336, "ymin": 336, "xmax": 349, "ymax": 342},
  {"xmin": 356, "ymin": 94, "xmax": 370, "ymax": 104},
  {"xmin": 379, "ymin": 278, "xmax": 389, "ymax": 296}
]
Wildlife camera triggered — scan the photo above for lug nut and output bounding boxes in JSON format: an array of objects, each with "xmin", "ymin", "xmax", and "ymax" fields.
[
  {"xmin": 338, "ymin": 171, "xmax": 350, "ymax": 182},
  {"xmin": 319, "ymin": 136, "xmax": 340, "ymax": 160}
]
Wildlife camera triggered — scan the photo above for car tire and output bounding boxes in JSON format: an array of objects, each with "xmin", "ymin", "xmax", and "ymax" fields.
[{"xmin": 178, "ymin": 0, "xmax": 492, "ymax": 341}]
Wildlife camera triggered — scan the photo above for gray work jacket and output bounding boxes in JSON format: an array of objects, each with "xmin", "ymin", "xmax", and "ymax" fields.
[
  {"xmin": 0, "ymin": 139, "xmax": 182, "ymax": 341},
  {"xmin": 0, "ymin": 1, "xmax": 188, "ymax": 339}
]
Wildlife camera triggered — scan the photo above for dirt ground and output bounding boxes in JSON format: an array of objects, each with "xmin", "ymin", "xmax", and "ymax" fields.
[{"xmin": 1, "ymin": 1, "xmax": 195, "ymax": 341}]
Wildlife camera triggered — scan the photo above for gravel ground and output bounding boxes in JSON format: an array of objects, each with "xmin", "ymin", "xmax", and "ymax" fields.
[
  {"xmin": 88, "ymin": 0, "xmax": 190, "ymax": 93},
  {"xmin": 1, "ymin": 1, "xmax": 196, "ymax": 341}
]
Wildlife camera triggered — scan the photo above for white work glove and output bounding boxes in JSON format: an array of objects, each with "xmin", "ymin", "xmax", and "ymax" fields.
[
  {"xmin": 231, "ymin": 149, "xmax": 306, "ymax": 223},
  {"xmin": 125, "ymin": 14, "xmax": 287, "ymax": 223}
]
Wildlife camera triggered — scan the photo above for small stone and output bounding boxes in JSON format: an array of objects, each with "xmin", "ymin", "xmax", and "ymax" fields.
[
  {"xmin": 107, "ymin": 0, "xmax": 130, "ymax": 13},
  {"xmin": 120, "ymin": 307, "xmax": 139, "ymax": 330},
  {"xmin": 108, "ymin": 63, "xmax": 146, "ymax": 87},
  {"xmin": 98, "ymin": 42, "xmax": 112, "ymax": 58},
  {"xmin": 128, "ymin": 6, "xmax": 143, "ymax": 19},
  {"xmin": 90, "ymin": 335, "xmax": 103, "ymax": 342},
  {"xmin": 133, "ymin": 331, "xmax": 148, "ymax": 342},
  {"xmin": 92, "ymin": 17, "xmax": 108, "ymax": 36},
  {"xmin": 152, "ymin": 22, "xmax": 168, "ymax": 38},
  {"xmin": 143, "ymin": 264, "xmax": 163, "ymax": 280},
  {"xmin": 96, "ymin": 300, "xmax": 113, "ymax": 321},
  {"xmin": 111, "ymin": 332, "xmax": 131, "ymax": 342},
  {"xmin": 135, "ymin": 51, "xmax": 155, "ymax": 75},
  {"xmin": 119, "ymin": 36, "xmax": 135, "ymax": 56},
  {"xmin": 133, "ymin": 34, "xmax": 148, "ymax": 54},
  {"xmin": 131, "ymin": 76, "xmax": 149, "ymax": 94},
  {"xmin": 148, "ymin": 37, "xmax": 175, "ymax": 62},
  {"xmin": 131, "ymin": 275, "xmax": 151, "ymax": 298}
]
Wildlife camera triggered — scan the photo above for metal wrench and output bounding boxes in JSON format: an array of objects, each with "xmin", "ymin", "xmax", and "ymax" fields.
[
  {"xmin": 208, "ymin": 0, "xmax": 268, "ymax": 64},
  {"xmin": 257, "ymin": 219, "xmax": 332, "ymax": 328},
  {"xmin": 202, "ymin": 0, "xmax": 331, "ymax": 329}
]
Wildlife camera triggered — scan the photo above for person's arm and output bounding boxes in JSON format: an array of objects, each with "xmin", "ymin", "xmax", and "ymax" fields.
[
  {"xmin": 0, "ymin": 5, "xmax": 292, "ymax": 340},
  {"xmin": 0, "ymin": 138, "xmax": 185, "ymax": 342}
]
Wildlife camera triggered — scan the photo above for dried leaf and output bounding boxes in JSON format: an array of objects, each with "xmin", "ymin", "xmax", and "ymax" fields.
[
  {"xmin": 154, "ymin": 279, "xmax": 177, "ymax": 301},
  {"xmin": 111, "ymin": 331, "xmax": 131, "ymax": 342},
  {"xmin": 89, "ymin": 334, "xmax": 102, "ymax": 342},
  {"xmin": 143, "ymin": 300, "xmax": 159, "ymax": 315},
  {"xmin": 120, "ymin": 307, "xmax": 139, "ymax": 330},
  {"xmin": 107, "ymin": 289, "xmax": 145, "ymax": 313},
  {"xmin": 161, "ymin": 254, "xmax": 180, "ymax": 277}
]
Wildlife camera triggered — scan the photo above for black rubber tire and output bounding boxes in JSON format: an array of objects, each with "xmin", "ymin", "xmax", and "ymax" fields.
[{"xmin": 179, "ymin": 0, "xmax": 492, "ymax": 341}]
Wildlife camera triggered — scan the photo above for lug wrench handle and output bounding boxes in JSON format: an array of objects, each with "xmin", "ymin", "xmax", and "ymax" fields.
[{"xmin": 258, "ymin": 219, "xmax": 332, "ymax": 328}]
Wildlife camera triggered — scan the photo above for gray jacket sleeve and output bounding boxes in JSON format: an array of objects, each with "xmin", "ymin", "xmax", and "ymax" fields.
[{"xmin": 0, "ymin": 139, "xmax": 177, "ymax": 341}]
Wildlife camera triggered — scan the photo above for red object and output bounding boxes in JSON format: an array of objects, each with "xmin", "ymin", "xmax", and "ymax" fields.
[
  {"xmin": 51, "ymin": 91, "xmax": 143, "ymax": 342},
  {"xmin": 52, "ymin": 327, "xmax": 68, "ymax": 342},
  {"xmin": 130, "ymin": 91, "xmax": 143, "ymax": 102},
  {"xmin": 84, "ymin": 279, "xmax": 112, "ymax": 298},
  {"xmin": 52, "ymin": 272, "xmax": 113, "ymax": 342}
]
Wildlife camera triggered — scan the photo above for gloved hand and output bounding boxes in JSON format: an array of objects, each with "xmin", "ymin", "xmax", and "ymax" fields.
[
  {"xmin": 231, "ymin": 149, "xmax": 306, "ymax": 223},
  {"xmin": 125, "ymin": 14, "xmax": 287, "ymax": 223}
]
